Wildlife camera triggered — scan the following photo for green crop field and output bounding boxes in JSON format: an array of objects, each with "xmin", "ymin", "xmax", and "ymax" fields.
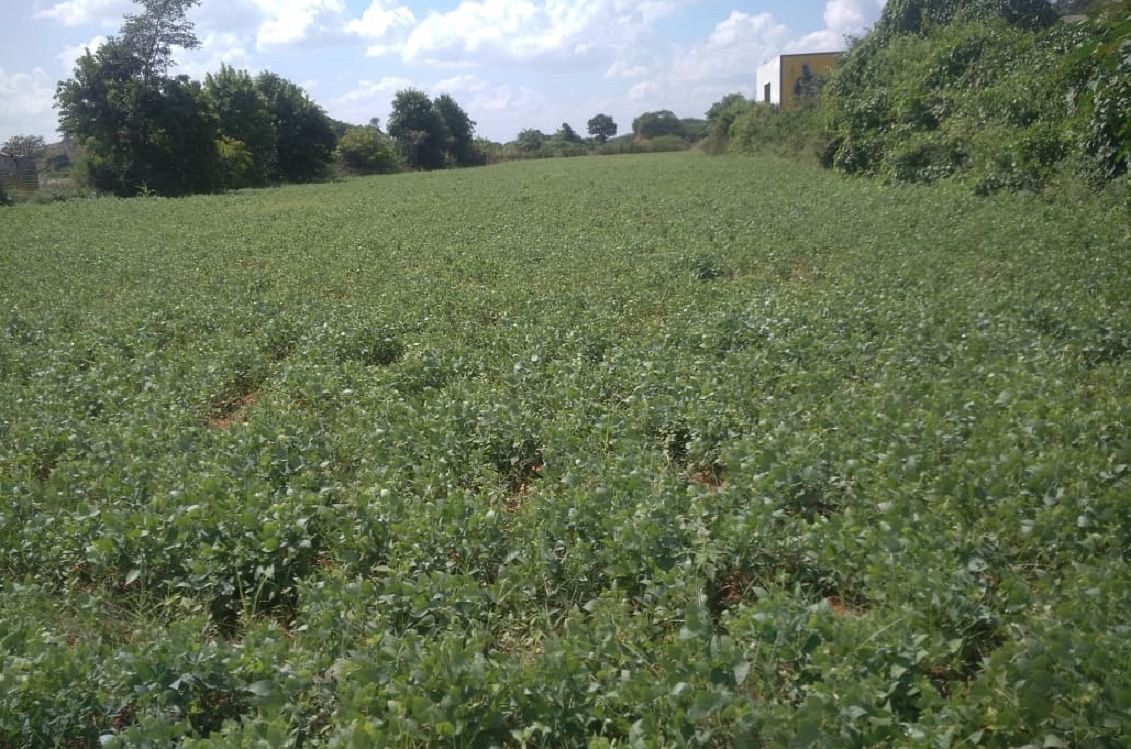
[{"xmin": 1, "ymin": 152, "xmax": 1130, "ymax": 747}]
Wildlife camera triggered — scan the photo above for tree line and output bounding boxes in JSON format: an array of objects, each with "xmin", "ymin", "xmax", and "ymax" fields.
[
  {"xmin": 50, "ymin": 0, "xmax": 490, "ymax": 196},
  {"xmin": 34, "ymin": 0, "xmax": 720, "ymax": 199}
]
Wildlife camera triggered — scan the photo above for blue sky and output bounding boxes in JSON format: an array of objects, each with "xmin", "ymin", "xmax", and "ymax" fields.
[{"xmin": 0, "ymin": 0, "xmax": 886, "ymax": 144}]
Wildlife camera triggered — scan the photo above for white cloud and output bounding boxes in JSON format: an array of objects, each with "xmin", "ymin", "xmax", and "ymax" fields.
[
  {"xmin": 620, "ymin": 0, "xmax": 884, "ymax": 118},
  {"xmin": 56, "ymin": 35, "xmax": 107, "ymax": 73},
  {"xmin": 345, "ymin": 0, "xmax": 415, "ymax": 51},
  {"xmin": 431, "ymin": 74, "xmax": 490, "ymax": 94},
  {"xmin": 824, "ymin": 0, "xmax": 868, "ymax": 32},
  {"xmin": 627, "ymin": 79, "xmax": 659, "ymax": 102},
  {"xmin": 678, "ymin": 11, "xmax": 789, "ymax": 81},
  {"xmin": 0, "ymin": 67, "xmax": 59, "ymax": 142},
  {"xmin": 605, "ymin": 61, "xmax": 646, "ymax": 79},
  {"xmin": 788, "ymin": 0, "xmax": 884, "ymax": 52},
  {"xmin": 248, "ymin": 0, "xmax": 346, "ymax": 48},
  {"xmin": 33, "ymin": 0, "xmax": 129, "ymax": 27},
  {"xmin": 176, "ymin": 32, "xmax": 252, "ymax": 79},
  {"xmin": 400, "ymin": 0, "xmax": 683, "ymax": 65}
]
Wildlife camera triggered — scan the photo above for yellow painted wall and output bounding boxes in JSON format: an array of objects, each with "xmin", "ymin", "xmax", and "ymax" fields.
[{"xmin": 780, "ymin": 53, "xmax": 841, "ymax": 111}]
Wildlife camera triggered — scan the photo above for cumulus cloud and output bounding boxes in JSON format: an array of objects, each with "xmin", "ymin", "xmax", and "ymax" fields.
[
  {"xmin": 176, "ymin": 32, "xmax": 253, "ymax": 79},
  {"xmin": 34, "ymin": 0, "xmax": 129, "ymax": 27},
  {"xmin": 605, "ymin": 61, "xmax": 647, "ymax": 79},
  {"xmin": 400, "ymin": 0, "xmax": 683, "ymax": 65},
  {"xmin": 619, "ymin": 10, "xmax": 787, "ymax": 114},
  {"xmin": 247, "ymin": 0, "xmax": 346, "ymax": 48},
  {"xmin": 56, "ymin": 34, "xmax": 107, "ymax": 73},
  {"xmin": 0, "ymin": 67, "xmax": 59, "ymax": 141},
  {"xmin": 345, "ymin": 0, "xmax": 415, "ymax": 50},
  {"xmin": 432, "ymin": 74, "xmax": 491, "ymax": 94},
  {"xmin": 620, "ymin": 0, "xmax": 884, "ymax": 118}
]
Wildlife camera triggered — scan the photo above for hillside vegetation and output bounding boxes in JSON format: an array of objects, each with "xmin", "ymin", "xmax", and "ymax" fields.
[
  {"xmin": 2, "ymin": 152, "xmax": 1130, "ymax": 745},
  {"xmin": 721, "ymin": 0, "xmax": 1131, "ymax": 202}
]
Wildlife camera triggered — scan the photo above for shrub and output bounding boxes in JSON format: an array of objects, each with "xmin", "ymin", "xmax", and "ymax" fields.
[
  {"xmin": 817, "ymin": 0, "xmax": 1131, "ymax": 193},
  {"xmin": 335, "ymin": 126, "xmax": 400, "ymax": 176},
  {"xmin": 728, "ymin": 104, "xmax": 831, "ymax": 163},
  {"xmin": 216, "ymin": 137, "xmax": 258, "ymax": 190}
]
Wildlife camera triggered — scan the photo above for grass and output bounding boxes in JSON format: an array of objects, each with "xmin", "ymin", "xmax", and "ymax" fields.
[{"xmin": 1, "ymin": 152, "xmax": 1130, "ymax": 747}]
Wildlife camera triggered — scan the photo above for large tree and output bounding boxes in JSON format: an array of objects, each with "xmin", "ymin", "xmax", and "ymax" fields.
[
  {"xmin": 556, "ymin": 122, "xmax": 583, "ymax": 144},
  {"xmin": 515, "ymin": 128, "xmax": 547, "ymax": 153},
  {"xmin": 434, "ymin": 94, "xmax": 479, "ymax": 166},
  {"xmin": 55, "ymin": 0, "xmax": 215, "ymax": 195},
  {"xmin": 587, "ymin": 113, "xmax": 617, "ymax": 143},
  {"xmin": 203, "ymin": 65, "xmax": 276, "ymax": 185},
  {"xmin": 387, "ymin": 89, "xmax": 449, "ymax": 169},
  {"xmin": 632, "ymin": 110, "xmax": 686, "ymax": 140},
  {"xmin": 255, "ymin": 72, "xmax": 336, "ymax": 183},
  {"xmin": 120, "ymin": 0, "xmax": 201, "ymax": 85}
]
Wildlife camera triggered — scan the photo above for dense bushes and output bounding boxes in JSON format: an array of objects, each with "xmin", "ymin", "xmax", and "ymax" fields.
[
  {"xmin": 728, "ymin": 104, "xmax": 830, "ymax": 162},
  {"xmin": 713, "ymin": 0, "xmax": 1131, "ymax": 202},
  {"xmin": 335, "ymin": 126, "xmax": 399, "ymax": 176},
  {"xmin": 825, "ymin": 0, "xmax": 1131, "ymax": 197}
]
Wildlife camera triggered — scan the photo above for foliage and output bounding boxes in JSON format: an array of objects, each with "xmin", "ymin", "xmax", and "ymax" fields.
[
  {"xmin": 632, "ymin": 109, "xmax": 687, "ymax": 140},
  {"xmin": 203, "ymin": 66, "xmax": 276, "ymax": 186},
  {"xmin": 587, "ymin": 113, "xmax": 617, "ymax": 143},
  {"xmin": 433, "ymin": 94, "xmax": 481, "ymax": 167},
  {"xmin": 680, "ymin": 118, "xmax": 709, "ymax": 143},
  {"xmin": 55, "ymin": 1, "xmax": 215, "ymax": 198},
  {"xmin": 794, "ymin": 0, "xmax": 1129, "ymax": 198},
  {"xmin": 4, "ymin": 152, "xmax": 1129, "ymax": 745},
  {"xmin": 120, "ymin": 0, "xmax": 202, "ymax": 84},
  {"xmin": 1078, "ymin": 10, "xmax": 1131, "ymax": 185},
  {"xmin": 335, "ymin": 126, "xmax": 400, "ymax": 175},
  {"xmin": 215, "ymin": 136, "xmax": 257, "ymax": 190},
  {"xmin": 875, "ymin": 0, "xmax": 1058, "ymax": 37},
  {"xmin": 728, "ymin": 103, "xmax": 831, "ymax": 163},
  {"xmin": 255, "ymin": 72, "xmax": 336, "ymax": 184},
  {"xmin": 387, "ymin": 89, "xmax": 449, "ymax": 170},
  {"xmin": 556, "ymin": 122, "xmax": 584, "ymax": 144},
  {"xmin": 515, "ymin": 128, "xmax": 548, "ymax": 153},
  {"xmin": 2, "ymin": 134, "xmax": 46, "ymax": 158},
  {"xmin": 703, "ymin": 94, "xmax": 755, "ymax": 154}
]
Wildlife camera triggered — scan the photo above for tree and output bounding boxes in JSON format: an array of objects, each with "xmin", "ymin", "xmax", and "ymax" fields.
[
  {"xmin": 2, "ymin": 135, "xmax": 46, "ymax": 158},
  {"xmin": 120, "ymin": 0, "xmax": 201, "ymax": 85},
  {"xmin": 704, "ymin": 94, "xmax": 754, "ymax": 152},
  {"xmin": 434, "ymin": 94, "xmax": 479, "ymax": 166},
  {"xmin": 587, "ymin": 113, "xmax": 617, "ymax": 143},
  {"xmin": 556, "ymin": 122, "xmax": 583, "ymax": 144},
  {"xmin": 632, "ymin": 110, "xmax": 686, "ymax": 140},
  {"xmin": 336, "ymin": 126, "xmax": 399, "ymax": 175},
  {"xmin": 387, "ymin": 89, "xmax": 449, "ymax": 169},
  {"xmin": 57, "ymin": 35, "xmax": 216, "ymax": 195},
  {"xmin": 680, "ymin": 118, "xmax": 709, "ymax": 143},
  {"xmin": 204, "ymin": 65, "xmax": 276, "ymax": 185},
  {"xmin": 255, "ymin": 72, "xmax": 336, "ymax": 183},
  {"xmin": 55, "ymin": 0, "xmax": 215, "ymax": 195},
  {"xmin": 515, "ymin": 128, "xmax": 547, "ymax": 153}
]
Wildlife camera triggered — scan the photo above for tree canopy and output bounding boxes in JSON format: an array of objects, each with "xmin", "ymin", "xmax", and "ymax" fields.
[
  {"xmin": 632, "ymin": 110, "xmax": 686, "ymax": 140},
  {"xmin": 387, "ymin": 89, "xmax": 450, "ymax": 169},
  {"xmin": 587, "ymin": 114, "xmax": 617, "ymax": 143}
]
